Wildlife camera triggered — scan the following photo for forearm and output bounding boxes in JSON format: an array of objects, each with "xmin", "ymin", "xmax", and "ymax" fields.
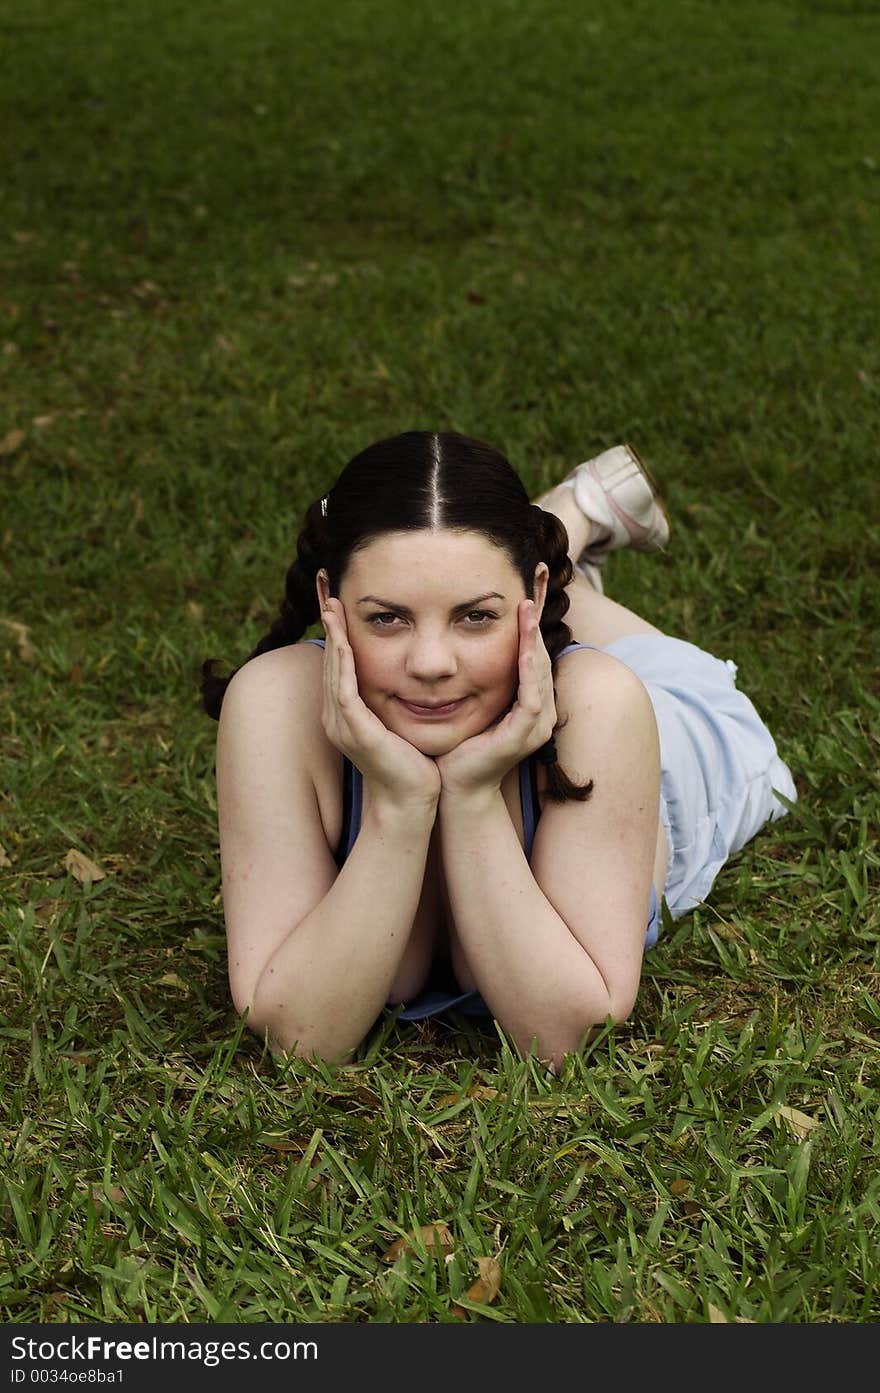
[
  {"xmin": 438, "ymin": 788, "xmax": 614, "ymax": 1064},
  {"xmin": 250, "ymin": 794, "xmax": 436, "ymax": 1059}
]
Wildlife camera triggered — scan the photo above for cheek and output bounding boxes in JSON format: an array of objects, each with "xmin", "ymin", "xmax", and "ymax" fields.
[
  {"xmin": 474, "ymin": 632, "xmax": 520, "ymax": 700},
  {"xmin": 347, "ymin": 638, "xmax": 393, "ymax": 695}
]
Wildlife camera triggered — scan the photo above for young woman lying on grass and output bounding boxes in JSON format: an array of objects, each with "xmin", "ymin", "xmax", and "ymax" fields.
[{"xmin": 201, "ymin": 432, "xmax": 795, "ymax": 1068}]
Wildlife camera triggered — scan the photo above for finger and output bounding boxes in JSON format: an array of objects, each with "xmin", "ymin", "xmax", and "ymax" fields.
[
  {"xmin": 517, "ymin": 602, "xmax": 543, "ymax": 710},
  {"xmin": 324, "ymin": 602, "xmax": 362, "ymax": 714}
]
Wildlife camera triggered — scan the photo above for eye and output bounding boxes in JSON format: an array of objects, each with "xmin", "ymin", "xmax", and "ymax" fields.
[
  {"xmin": 461, "ymin": 609, "xmax": 498, "ymax": 626},
  {"xmin": 366, "ymin": 611, "xmax": 404, "ymax": 629}
]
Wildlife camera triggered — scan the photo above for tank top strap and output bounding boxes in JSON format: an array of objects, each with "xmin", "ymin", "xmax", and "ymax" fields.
[{"xmin": 558, "ymin": 641, "xmax": 598, "ymax": 657}]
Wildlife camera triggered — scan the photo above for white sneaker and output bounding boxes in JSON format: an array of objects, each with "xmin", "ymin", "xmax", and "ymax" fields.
[{"xmin": 567, "ymin": 443, "xmax": 670, "ymax": 565}]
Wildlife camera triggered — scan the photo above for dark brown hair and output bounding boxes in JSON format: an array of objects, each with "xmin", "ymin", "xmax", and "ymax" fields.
[{"xmin": 201, "ymin": 430, "xmax": 592, "ymax": 802}]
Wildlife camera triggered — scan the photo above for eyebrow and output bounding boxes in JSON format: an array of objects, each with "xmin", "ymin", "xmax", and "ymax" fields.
[{"xmin": 356, "ymin": 591, "xmax": 506, "ymax": 617}]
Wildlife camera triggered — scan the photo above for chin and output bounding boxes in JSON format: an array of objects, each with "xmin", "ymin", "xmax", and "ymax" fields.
[{"xmin": 406, "ymin": 730, "xmax": 463, "ymax": 758}]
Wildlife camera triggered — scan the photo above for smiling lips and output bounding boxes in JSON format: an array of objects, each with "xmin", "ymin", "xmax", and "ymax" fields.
[{"xmin": 396, "ymin": 696, "xmax": 468, "ymax": 718}]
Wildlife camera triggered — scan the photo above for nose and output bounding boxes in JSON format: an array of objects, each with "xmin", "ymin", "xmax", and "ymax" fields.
[{"xmin": 404, "ymin": 627, "xmax": 459, "ymax": 682}]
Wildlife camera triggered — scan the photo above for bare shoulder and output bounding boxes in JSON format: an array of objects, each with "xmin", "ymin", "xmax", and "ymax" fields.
[
  {"xmin": 552, "ymin": 645, "xmax": 656, "ymax": 748},
  {"xmin": 217, "ymin": 639, "xmax": 339, "ymax": 845},
  {"xmin": 215, "ymin": 641, "xmax": 340, "ymax": 1016},
  {"xmin": 219, "ymin": 640, "xmax": 324, "ymax": 726}
]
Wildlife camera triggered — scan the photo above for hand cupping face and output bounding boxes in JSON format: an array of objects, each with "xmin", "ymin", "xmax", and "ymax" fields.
[{"xmin": 433, "ymin": 600, "xmax": 558, "ymax": 796}]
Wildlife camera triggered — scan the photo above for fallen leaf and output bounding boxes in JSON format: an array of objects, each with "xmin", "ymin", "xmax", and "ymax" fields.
[
  {"xmin": 352, "ymin": 1085, "xmax": 382, "ymax": 1107},
  {"xmin": 33, "ymin": 414, "xmax": 57, "ymax": 429},
  {"xmin": 1, "ymin": 618, "xmax": 37, "ymax": 666},
  {"xmin": 0, "ymin": 842, "xmax": 11, "ymax": 867},
  {"xmin": 63, "ymin": 848, "xmax": 107, "ymax": 883},
  {"xmin": 186, "ymin": 600, "xmax": 204, "ymax": 622},
  {"xmin": 438, "ymin": 1084, "xmax": 499, "ymax": 1107},
  {"xmin": 69, "ymin": 662, "xmax": 82, "ymax": 685},
  {"xmin": 775, "ymin": 1106, "xmax": 820, "ymax": 1140},
  {"xmin": 708, "ymin": 1303, "xmax": 728, "ymax": 1323},
  {"xmin": 669, "ymin": 1179, "xmax": 690, "ymax": 1197},
  {"xmin": 451, "ymin": 1256, "xmax": 502, "ymax": 1319},
  {"xmin": 89, "ymin": 1183, "xmax": 126, "ymax": 1209},
  {"xmin": 466, "ymin": 1256, "xmax": 501, "ymax": 1303},
  {"xmin": 156, "ymin": 972, "xmax": 189, "ymax": 991},
  {"xmin": 382, "ymin": 1223, "xmax": 454, "ymax": 1263},
  {"xmin": 0, "ymin": 426, "xmax": 25, "ymax": 454},
  {"xmin": 260, "ymin": 1136, "xmax": 311, "ymax": 1153}
]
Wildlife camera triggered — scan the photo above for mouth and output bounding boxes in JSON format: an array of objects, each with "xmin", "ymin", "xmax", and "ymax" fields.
[{"xmin": 396, "ymin": 696, "xmax": 469, "ymax": 719}]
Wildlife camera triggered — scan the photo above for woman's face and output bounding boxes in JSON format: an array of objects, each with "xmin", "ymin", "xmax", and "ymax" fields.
[{"xmin": 321, "ymin": 529, "xmax": 548, "ymax": 757}]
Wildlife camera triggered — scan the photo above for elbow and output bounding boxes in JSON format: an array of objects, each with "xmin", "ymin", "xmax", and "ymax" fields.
[
  {"xmin": 228, "ymin": 973, "xmax": 284, "ymax": 1051},
  {"xmin": 512, "ymin": 987, "xmax": 640, "ymax": 1073},
  {"xmin": 230, "ymin": 980, "xmax": 358, "ymax": 1064}
]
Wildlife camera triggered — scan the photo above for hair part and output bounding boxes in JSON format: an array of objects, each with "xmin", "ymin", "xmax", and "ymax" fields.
[{"xmin": 201, "ymin": 431, "xmax": 592, "ymax": 803}]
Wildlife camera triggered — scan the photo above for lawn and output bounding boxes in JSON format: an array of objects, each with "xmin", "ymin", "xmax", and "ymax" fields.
[{"xmin": 1, "ymin": 0, "xmax": 879, "ymax": 1323}]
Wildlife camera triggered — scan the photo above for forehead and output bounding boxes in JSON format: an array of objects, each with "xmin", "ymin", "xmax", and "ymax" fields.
[{"xmin": 341, "ymin": 528, "xmax": 522, "ymax": 596}]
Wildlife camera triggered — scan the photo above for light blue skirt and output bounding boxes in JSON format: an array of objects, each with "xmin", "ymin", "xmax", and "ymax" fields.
[{"xmin": 603, "ymin": 634, "xmax": 797, "ymax": 919}]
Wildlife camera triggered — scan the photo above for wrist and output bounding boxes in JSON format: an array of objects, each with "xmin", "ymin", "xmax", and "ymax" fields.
[
  {"xmin": 366, "ymin": 783, "xmax": 440, "ymax": 829},
  {"xmin": 438, "ymin": 782, "xmax": 504, "ymax": 817}
]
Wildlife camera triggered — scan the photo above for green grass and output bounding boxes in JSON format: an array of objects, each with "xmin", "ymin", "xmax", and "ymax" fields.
[{"xmin": 2, "ymin": 0, "xmax": 879, "ymax": 1323}]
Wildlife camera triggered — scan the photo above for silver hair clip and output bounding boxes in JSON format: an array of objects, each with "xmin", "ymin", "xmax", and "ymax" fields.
[{"xmin": 320, "ymin": 496, "xmax": 328, "ymax": 518}]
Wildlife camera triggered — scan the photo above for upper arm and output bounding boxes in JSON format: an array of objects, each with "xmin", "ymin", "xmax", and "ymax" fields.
[
  {"xmin": 530, "ymin": 649, "xmax": 661, "ymax": 1019},
  {"xmin": 215, "ymin": 646, "xmax": 337, "ymax": 1015}
]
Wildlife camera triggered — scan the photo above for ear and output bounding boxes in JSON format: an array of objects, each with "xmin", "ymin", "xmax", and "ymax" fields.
[
  {"xmin": 316, "ymin": 568, "xmax": 331, "ymax": 611},
  {"xmin": 532, "ymin": 562, "xmax": 549, "ymax": 621}
]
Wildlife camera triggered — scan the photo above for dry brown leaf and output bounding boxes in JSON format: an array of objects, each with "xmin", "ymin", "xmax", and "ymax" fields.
[
  {"xmin": 89, "ymin": 1183, "xmax": 126, "ymax": 1209},
  {"xmin": 708, "ymin": 1303, "xmax": 728, "ymax": 1323},
  {"xmin": 0, "ymin": 841, "xmax": 11, "ymax": 868},
  {"xmin": 261, "ymin": 1136, "xmax": 311, "ymax": 1153},
  {"xmin": 63, "ymin": 848, "xmax": 107, "ymax": 883},
  {"xmin": 775, "ymin": 1106, "xmax": 820, "ymax": 1140},
  {"xmin": 466, "ymin": 1256, "xmax": 502, "ymax": 1304},
  {"xmin": 0, "ymin": 428, "xmax": 25, "ymax": 455},
  {"xmin": 669, "ymin": 1179, "xmax": 690, "ymax": 1197},
  {"xmin": 352, "ymin": 1085, "xmax": 382, "ymax": 1107},
  {"xmin": 451, "ymin": 1256, "xmax": 502, "ymax": 1319},
  {"xmin": 69, "ymin": 661, "xmax": 82, "ymax": 685},
  {"xmin": 156, "ymin": 972, "xmax": 188, "ymax": 991},
  {"xmin": 42, "ymin": 1292, "xmax": 69, "ymax": 1314},
  {"xmin": 382, "ymin": 1222, "xmax": 454, "ymax": 1263},
  {"xmin": 1, "ymin": 618, "xmax": 37, "ymax": 666},
  {"xmin": 438, "ymin": 1084, "xmax": 499, "ymax": 1107}
]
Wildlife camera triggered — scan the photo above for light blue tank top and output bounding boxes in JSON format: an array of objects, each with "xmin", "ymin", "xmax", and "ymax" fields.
[{"xmin": 304, "ymin": 639, "xmax": 660, "ymax": 1019}]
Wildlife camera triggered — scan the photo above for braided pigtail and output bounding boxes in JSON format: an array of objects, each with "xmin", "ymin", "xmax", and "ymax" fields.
[
  {"xmin": 532, "ymin": 506, "xmax": 594, "ymax": 803},
  {"xmin": 200, "ymin": 498, "xmax": 327, "ymax": 720}
]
